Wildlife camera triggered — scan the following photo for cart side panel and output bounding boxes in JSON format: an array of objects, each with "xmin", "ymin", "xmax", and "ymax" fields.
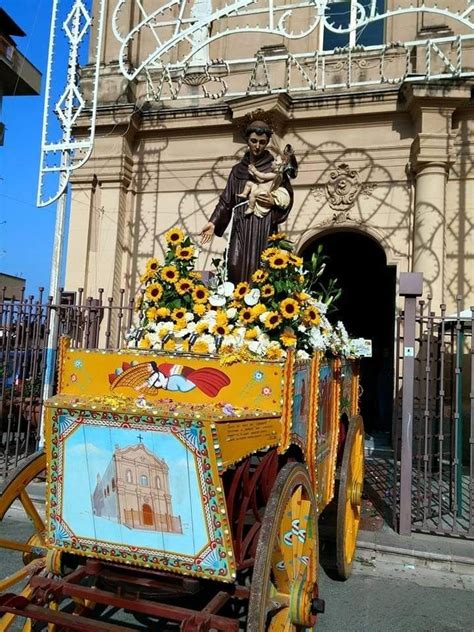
[
  {"xmin": 56, "ymin": 345, "xmax": 285, "ymax": 416},
  {"xmin": 315, "ymin": 358, "xmax": 341, "ymax": 512},
  {"xmin": 340, "ymin": 359, "xmax": 360, "ymax": 418},
  {"xmin": 45, "ymin": 405, "xmax": 237, "ymax": 582}
]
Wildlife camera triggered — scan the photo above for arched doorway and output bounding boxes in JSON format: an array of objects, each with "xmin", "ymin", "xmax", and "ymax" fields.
[
  {"xmin": 301, "ymin": 230, "xmax": 396, "ymax": 437},
  {"xmin": 142, "ymin": 503, "xmax": 154, "ymax": 526}
]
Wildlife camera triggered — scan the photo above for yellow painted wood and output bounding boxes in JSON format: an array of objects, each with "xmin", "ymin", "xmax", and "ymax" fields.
[
  {"xmin": 55, "ymin": 345, "xmax": 285, "ymax": 415},
  {"xmin": 214, "ymin": 416, "xmax": 281, "ymax": 467},
  {"xmin": 0, "ymin": 559, "xmax": 44, "ymax": 592},
  {"xmin": 19, "ymin": 490, "xmax": 45, "ymax": 538}
]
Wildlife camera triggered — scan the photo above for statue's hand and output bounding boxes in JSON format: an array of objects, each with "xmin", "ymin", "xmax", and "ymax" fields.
[
  {"xmin": 200, "ymin": 222, "xmax": 215, "ymax": 245},
  {"xmin": 248, "ymin": 164, "xmax": 258, "ymax": 177},
  {"xmin": 255, "ymin": 192, "xmax": 274, "ymax": 208}
]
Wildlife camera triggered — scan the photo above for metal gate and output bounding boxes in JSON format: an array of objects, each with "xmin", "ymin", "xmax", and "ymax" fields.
[
  {"xmin": 0, "ymin": 288, "xmax": 134, "ymax": 478},
  {"xmin": 394, "ymin": 276, "xmax": 474, "ymax": 538}
]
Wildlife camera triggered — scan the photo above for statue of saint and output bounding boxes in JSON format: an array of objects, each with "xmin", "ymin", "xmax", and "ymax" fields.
[{"xmin": 200, "ymin": 120, "xmax": 295, "ymax": 284}]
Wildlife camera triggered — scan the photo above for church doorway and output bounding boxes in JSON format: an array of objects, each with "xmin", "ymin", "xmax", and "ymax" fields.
[
  {"xmin": 301, "ymin": 230, "xmax": 396, "ymax": 437},
  {"xmin": 142, "ymin": 503, "xmax": 154, "ymax": 526}
]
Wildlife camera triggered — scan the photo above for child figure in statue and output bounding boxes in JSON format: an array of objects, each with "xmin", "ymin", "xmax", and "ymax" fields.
[{"xmin": 238, "ymin": 144, "xmax": 298, "ymax": 218}]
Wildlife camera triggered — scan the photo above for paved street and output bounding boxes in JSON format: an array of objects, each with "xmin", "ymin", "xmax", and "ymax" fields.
[{"xmin": 1, "ymin": 515, "xmax": 473, "ymax": 631}]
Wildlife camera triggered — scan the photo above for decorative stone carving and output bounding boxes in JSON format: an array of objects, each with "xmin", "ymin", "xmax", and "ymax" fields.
[
  {"xmin": 317, "ymin": 210, "xmax": 366, "ymax": 227},
  {"xmin": 311, "ymin": 163, "xmax": 377, "ymax": 211}
]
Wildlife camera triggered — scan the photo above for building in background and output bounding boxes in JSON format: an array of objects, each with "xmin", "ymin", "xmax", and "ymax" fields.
[
  {"xmin": 0, "ymin": 272, "xmax": 25, "ymax": 299},
  {"xmin": 0, "ymin": 7, "xmax": 41, "ymax": 146}
]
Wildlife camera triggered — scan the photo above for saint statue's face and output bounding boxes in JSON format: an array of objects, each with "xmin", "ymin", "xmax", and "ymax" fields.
[{"xmin": 247, "ymin": 132, "xmax": 270, "ymax": 158}]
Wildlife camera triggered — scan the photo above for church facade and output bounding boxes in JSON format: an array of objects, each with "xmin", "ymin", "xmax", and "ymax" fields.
[{"xmin": 92, "ymin": 443, "xmax": 182, "ymax": 533}]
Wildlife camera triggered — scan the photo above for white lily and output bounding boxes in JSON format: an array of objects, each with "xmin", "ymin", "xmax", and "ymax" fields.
[{"xmin": 244, "ymin": 288, "xmax": 261, "ymax": 306}]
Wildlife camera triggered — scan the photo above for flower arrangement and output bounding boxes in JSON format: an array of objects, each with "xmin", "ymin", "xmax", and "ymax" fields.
[{"xmin": 128, "ymin": 227, "xmax": 369, "ymax": 362}]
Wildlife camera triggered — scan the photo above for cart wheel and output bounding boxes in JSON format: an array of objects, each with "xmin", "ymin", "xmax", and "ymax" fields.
[
  {"xmin": 335, "ymin": 415, "xmax": 364, "ymax": 580},
  {"xmin": 247, "ymin": 462, "xmax": 322, "ymax": 631},
  {"xmin": 0, "ymin": 450, "xmax": 47, "ymax": 560}
]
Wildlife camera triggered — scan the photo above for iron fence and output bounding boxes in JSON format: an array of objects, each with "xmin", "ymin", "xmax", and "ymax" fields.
[
  {"xmin": 0, "ymin": 288, "xmax": 135, "ymax": 478},
  {"xmin": 394, "ymin": 291, "xmax": 474, "ymax": 538}
]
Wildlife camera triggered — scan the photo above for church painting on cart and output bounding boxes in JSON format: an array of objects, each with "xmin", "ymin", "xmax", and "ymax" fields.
[{"xmin": 91, "ymin": 442, "xmax": 182, "ymax": 533}]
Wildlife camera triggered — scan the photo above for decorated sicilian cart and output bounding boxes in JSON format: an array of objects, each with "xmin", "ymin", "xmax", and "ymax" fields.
[{"xmin": 0, "ymin": 230, "xmax": 367, "ymax": 631}]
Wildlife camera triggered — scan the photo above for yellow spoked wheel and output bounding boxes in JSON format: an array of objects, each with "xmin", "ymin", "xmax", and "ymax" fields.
[
  {"xmin": 336, "ymin": 415, "xmax": 365, "ymax": 580},
  {"xmin": 0, "ymin": 450, "xmax": 47, "ymax": 631},
  {"xmin": 247, "ymin": 463, "xmax": 323, "ymax": 631}
]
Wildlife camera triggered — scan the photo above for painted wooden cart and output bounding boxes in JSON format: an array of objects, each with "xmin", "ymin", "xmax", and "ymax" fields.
[{"xmin": 0, "ymin": 337, "xmax": 364, "ymax": 631}]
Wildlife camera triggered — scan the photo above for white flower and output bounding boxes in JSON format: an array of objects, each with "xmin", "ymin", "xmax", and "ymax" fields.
[
  {"xmin": 221, "ymin": 281, "xmax": 235, "ymax": 297},
  {"xmin": 209, "ymin": 293, "xmax": 226, "ymax": 307},
  {"xmin": 201, "ymin": 333, "xmax": 217, "ymax": 354},
  {"xmin": 296, "ymin": 349, "xmax": 310, "ymax": 361},
  {"xmin": 247, "ymin": 333, "xmax": 270, "ymax": 355},
  {"xmin": 259, "ymin": 311, "xmax": 270, "ymax": 324},
  {"xmin": 174, "ymin": 327, "xmax": 189, "ymax": 339},
  {"xmin": 185, "ymin": 312, "xmax": 195, "ymax": 322},
  {"xmin": 226, "ymin": 307, "xmax": 238, "ymax": 320},
  {"xmin": 298, "ymin": 324, "xmax": 307, "ymax": 333},
  {"xmin": 309, "ymin": 327, "xmax": 327, "ymax": 351},
  {"xmin": 244, "ymin": 288, "xmax": 260, "ymax": 306}
]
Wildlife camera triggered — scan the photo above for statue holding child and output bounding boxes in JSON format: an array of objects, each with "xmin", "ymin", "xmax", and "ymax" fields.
[{"xmin": 200, "ymin": 119, "xmax": 297, "ymax": 284}]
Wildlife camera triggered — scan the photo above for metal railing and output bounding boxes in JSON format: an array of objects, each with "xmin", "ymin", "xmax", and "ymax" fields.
[
  {"xmin": 0, "ymin": 288, "xmax": 135, "ymax": 478},
  {"xmin": 394, "ymin": 290, "xmax": 474, "ymax": 538}
]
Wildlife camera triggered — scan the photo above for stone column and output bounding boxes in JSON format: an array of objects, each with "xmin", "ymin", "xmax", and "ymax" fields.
[
  {"xmin": 403, "ymin": 83, "xmax": 471, "ymax": 307},
  {"xmin": 411, "ymin": 156, "xmax": 448, "ymax": 307}
]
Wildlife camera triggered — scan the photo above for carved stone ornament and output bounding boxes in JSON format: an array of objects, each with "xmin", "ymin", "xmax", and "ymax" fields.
[{"xmin": 311, "ymin": 163, "xmax": 377, "ymax": 212}]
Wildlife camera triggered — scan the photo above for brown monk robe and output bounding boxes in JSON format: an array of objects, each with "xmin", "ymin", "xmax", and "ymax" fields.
[{"xmin": 200, "ymin": 121, "xmax": 294, "ymax": 284}]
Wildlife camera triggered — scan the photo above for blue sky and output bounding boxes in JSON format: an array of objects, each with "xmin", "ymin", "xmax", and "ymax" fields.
[{"xmin": 1, "ymin": 0, "xmax": 63, "ymax": 293}]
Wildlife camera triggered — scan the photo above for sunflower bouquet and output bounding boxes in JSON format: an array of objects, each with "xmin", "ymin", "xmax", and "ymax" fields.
[{"xmin": 128, "ymin": 227, "xmax": 369, "ymax": 361}]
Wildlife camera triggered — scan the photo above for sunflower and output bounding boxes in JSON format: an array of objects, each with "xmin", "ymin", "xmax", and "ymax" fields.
[
  {"xmin": 174, "ymin": 318, "xmax": 187, "ymax": 332},
  {"xmin": 261, "ymin": 247, "xmax": 278, "ymax": 261},
  {"xmin": 280, "ymin": 328, "xmax": 297, "ymax": 348},
  {"xmin": 228, "ymin": 300, "xmax": 241, "ymax": 309},
  {"xmin": 244, "ymin": 327, "xmax": 260, "ymax": 340},
  {"xmin": 145, "ymin": 283, "xmax": 164, "ymax": 302},
  {"xmin": 212, "ymin": 323, "xmax": 230, "ymax": 337},
  {"xmin": 266, "ymin": 345, "xmax": 284, "ymax": 360},
  {"xmin": 176, "ymin": 245, "xmax": 194, "ymax": 260},
  {"xmin": 289, "ymin": 254, "xmax": 303, "ymax": 267},
  {"xmin": 171, "ymin": 307, "xmax": 187, "ymax": 322},
  {"xmin": 233, "ymin": 282, "xmax": 250, "ymax": 300},
  {"xmin": 296, "ymin": 291, "xmax": 311, "ymax": 303},
  {"xmin": 268, "ymin": 232, "xmax": 288, "ymax": 242},
  {"xmin": 138, "ymin": 337, "xmax": 151, "ymax": 349},
  {"xmin": 156, "ymin": 306, "xmax": 171, "ymax": 318},
  {"xmin": 261, "ymin": 284, "xmax": 275, "ymax": 299},
  {"xmin": 280, "ymin": 297, "xmax": 300, "ymax": 319},
  {"xmin": 268, "ymin": 251, "xmax": 289, "ymax": 269},
  {"xmin": 146, "ymin": 257, "xmax": 160, "ymax": 273},
  {"xmin": 140, "ymin": 270, "xmax": 153, "ymax": 284},
  {"xmin": 192, "ymin": 285, "xmax": 209, "ymax": 303},
  {"xmin": 163, "ymin": 338, "xmax": 177, "ymax": 352},
  {"xmin": 252, "ymin": 269, "xmax": 268, "ymax": 284},
  {"xmin": 215, "ymin": 310, "xmax": 229, "ymax": 327},
  {"xmin": 146, "ymin": 306, "xmax": 159, "ymax": 321},
  {"xmin": 263, "ymin": 311, "xmax": 282, "ymax": 330},
  {"xmin": 193, "ymin": 339, "xmax": 210, "ymax": 354},
  {"xmin": 303, "ymin": 306, "xmax": 321, "ymax": 326},
  {"xmin": 175, "ymin": 279, "xmax": 194, "ymax": 295},
  {"xmin": 161, "ymin": 266, "xmax": 179, "ymax": 284},
  {"xmin": 189, "ymin": 271, "xmax": 202, "ymax": 280},
  {"xmin": 193, "ymin": 303, "xmax": 207, "ymax": 317},
  {"xmin": 180, "ymin": 340, "xmax": 190, "ymax": 352},
  {"xmin": 239, "ymin": 307, "xmax": 255, "ymax": 324},
  {"xmin": 165, "ymin": 226, "xmax": 184, "ymax": 246},
  {"xmin": 195, "ymin": 321, "xmax": 209, "ymax": 334},
  {"xmin": 251, "ymin": 303, "xmax": 266, "ymax": 318}
]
